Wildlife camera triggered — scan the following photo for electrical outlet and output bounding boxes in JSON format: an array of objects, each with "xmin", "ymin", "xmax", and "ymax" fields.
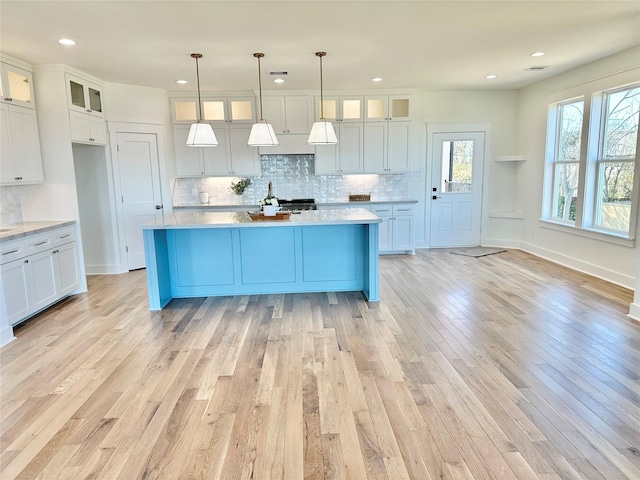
[{"xmin": 192, "ymin": 188, "xmax": 198, "ymax": 196}]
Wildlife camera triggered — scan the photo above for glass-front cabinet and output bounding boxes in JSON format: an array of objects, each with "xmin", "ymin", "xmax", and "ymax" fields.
[
  {"xmin": 0, "ymin": 63, "xmax": 35, "ymax": 109},
  {"xmin": 365, "ymin": 95, "xmax": 411, "ymax": 121},
  {"xmin": 171, "ymin": 97, "xmax": 255, "ymax": 124},
  {"xmin": 315, "ymin": 96, "xmax": 363, "ymax": 122},
  {"xmin": 66, "ymin": 74, "xmax": 103, "ymax": 117}
]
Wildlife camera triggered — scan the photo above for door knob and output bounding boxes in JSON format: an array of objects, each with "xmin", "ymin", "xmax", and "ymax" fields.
[{"xmin": 155, "ymin": 204, "xmax": 163, "ymax": 210}]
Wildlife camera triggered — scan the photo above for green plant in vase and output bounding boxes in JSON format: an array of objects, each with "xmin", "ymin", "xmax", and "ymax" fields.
[{"xmin": 230, "ymin": 178, "xmax": 251, "ymax": 195}]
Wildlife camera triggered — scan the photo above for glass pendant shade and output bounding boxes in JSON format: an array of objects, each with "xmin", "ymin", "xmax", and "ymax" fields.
[
  {"xmin": 307, "ymin": 120, "xmax": 338, "ymax": 145},
  {"xmin": 186, "ymin": 121, "xmax": 218, "ymax": 147},
  {"xmin": 248, "ymin": 120, "xmax": 279, "ymax": 146}
]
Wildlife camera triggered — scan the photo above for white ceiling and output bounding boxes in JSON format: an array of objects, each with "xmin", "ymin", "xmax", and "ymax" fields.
[{"xmin": 1, "ymin": 0, "xmax": 639, "ymax": 93}]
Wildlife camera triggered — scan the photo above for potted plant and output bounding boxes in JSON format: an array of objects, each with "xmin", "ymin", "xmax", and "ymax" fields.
[
  {"xmin": 230, "ymin": 178, "xmax": 251, "ymax": 195},
  {"xmin": 260, "ymin": 181, "xmax": 279, "ymax": 216}
]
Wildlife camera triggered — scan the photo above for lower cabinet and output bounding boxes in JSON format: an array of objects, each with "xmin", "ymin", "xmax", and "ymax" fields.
[
  {"xmin": 370, "ymin": 203, "xmax": 415, "ymax": 254},
  {"xmin": 1, "ymin": 227, "xmax": 81, "ymax": 326}
]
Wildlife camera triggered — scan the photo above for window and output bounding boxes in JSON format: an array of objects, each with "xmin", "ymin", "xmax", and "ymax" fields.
[
  {"xmin": 544, "ymin": 81, "xmax": 640, "ymax": 240},
  {"xmin": 441, "ymin": 140, "xmax": 473, "ymax": 192},
  {"xmin": 594, "ymin": 87, "xmax": 639, "ymax": 233},
  {"xmin": 552, "ymin": 100, "xmax": 584, "ymax": 223}
]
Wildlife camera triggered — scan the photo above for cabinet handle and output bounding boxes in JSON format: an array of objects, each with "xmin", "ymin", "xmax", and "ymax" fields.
[
  {"xmin": 24, "ymin": 259, "xmax": 29, "ymax": 264},
  {"xmin": 52, "ymin": 249, "xmax": 59, "ymax": 254},
  {"xmin": 34, "ymin": 241, "xmax": 49, "ymax": 246},
  {"xmin": 5, "ymin": 97, "xmax": 12, "ymax": 101},
  {"xmin": 59, "ymin": 234, "xmax": 72, "ymax": 239},
  {"xmin": 155, "ymin": 204, "xmax": 163, "ymax": 210},
  {"xmin": 396, "ymin": 209, "xmax": 410, "ymax": 212},
  {"xmin": 14, "ymin": 176, "xmax": 22, "ymax": 181},
  {"xmin": 2, "ymin": 249, "xmax": 19, "ymax": 255}
]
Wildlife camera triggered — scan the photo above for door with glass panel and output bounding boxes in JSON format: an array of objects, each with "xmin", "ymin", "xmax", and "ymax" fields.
[{"xmin": 430, "ymin": 132, "xmax": 485, "ymax": 247}]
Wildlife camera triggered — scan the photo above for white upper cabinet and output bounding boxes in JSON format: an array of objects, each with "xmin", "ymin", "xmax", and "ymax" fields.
[
  {"xmin": 315, "ymin": 96, "xmax": 363, "ymax": 122},
  {"xmin": 0, "ymin": 63, "xmax": 35, "ymax": 109},
  {"xmin": 365, "ymin": 95, "xmax": 411, "ymax": 122},
  {"xmin": 261, "ymin": 95, "xmax": 313, "ymax": 134},
  {"xmin": 314, "ymin": 122, "xmax": 364, "ymax": 175},
  {"xmin": 66, "ymin": 73, "xmax": 103, "ymax": 117},
  {"xmin": 0, "ymin": 59, "xmax": 44, "ymax": 185},
  {"xmin": 171, "ymin": 96, "xmax": 255, "ymax": 124}
]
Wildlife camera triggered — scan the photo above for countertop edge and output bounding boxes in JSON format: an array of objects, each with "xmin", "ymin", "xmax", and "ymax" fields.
[
  {"xmin": 173, "ymin": 199, "xmax": 418, "ymax": 209},
  {"xmin": 0, "ymin": 220, "xmax": 77, "ymax": 242}
]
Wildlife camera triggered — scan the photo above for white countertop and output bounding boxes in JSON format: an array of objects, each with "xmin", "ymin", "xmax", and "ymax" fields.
[
  {"xmin": 172, "ymin": 199, "xmax": 418, "ymax": 210},
  {"xmin": 0, "ymin": 220, "xmax": 76, "ymax": 242},
  {"xmin": 143, "ymin": 208, "xmax": 381, "ymax": 230}
]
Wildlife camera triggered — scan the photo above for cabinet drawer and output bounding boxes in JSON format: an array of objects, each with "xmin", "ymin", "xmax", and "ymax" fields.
[
  {"xmin": 393, "ymin": 205, "xmax": 414, "ymax": 216},
  {"xmin": 52, "ymin": 227, "xmax": 76, "ymax": 246},
  {"xmin": 0, "ymin": 238, "xmax": 26, "ymax": 264},
  {"xmin": 25, "ymin": 232, "xmax": 55, "ymax": 255},
  {"xmin": 371, "ymin": 206, "xmax": 393, "ymax": 216}
]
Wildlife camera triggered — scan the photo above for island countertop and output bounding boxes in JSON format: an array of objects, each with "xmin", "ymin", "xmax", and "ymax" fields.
[{"xmin": 143, "ymin": 208, "xmax": 381, "ymax": 230}]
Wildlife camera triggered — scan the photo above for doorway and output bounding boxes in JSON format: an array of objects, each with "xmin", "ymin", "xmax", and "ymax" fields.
[
  {"xmin": 429, "ymin": 130, "xmax": 485, "ymax": 247},
  {"xmin": 114, "ymin": 132, "xmax": 163, "ymax": 270}
]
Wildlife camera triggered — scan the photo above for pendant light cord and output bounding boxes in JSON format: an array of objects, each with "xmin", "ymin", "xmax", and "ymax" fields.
[
  {"xmin": 254, "ymin": 53, "xmax": 265, "ymax": 122},
  {"xmin": 316, "ymin": 52, "xmax": 327, "ymax": 120},
  {"xmin": 192, "ymin": 53, "xmax": 204, "ymax": 122}
]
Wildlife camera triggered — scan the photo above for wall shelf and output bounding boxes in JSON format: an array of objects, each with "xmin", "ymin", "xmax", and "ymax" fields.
[
  {"xmin": 490, "ymin": 211, "xmax": 524, "ymax": 219},
  {"xmin": 494, "ymin": 154, "xmax": 526, "ymax": 162}
]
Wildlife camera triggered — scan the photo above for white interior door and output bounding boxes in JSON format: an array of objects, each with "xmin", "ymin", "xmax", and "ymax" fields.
[
  {"xmin": 116, "ymin": 132, "xmax": 163, "ymax": 270},
  {"xmin": 430, "ymin": 131, "xmax": 484, "ymax": 247}
]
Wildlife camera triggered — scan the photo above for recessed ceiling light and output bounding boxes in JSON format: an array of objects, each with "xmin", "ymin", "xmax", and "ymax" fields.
[
  {"xmin": 58, "ymin": 38, "xmax": 76, "ymax": 46},
  {"xmin": 485, "ymin": 74, "xmax": 497, "ymax": 79},
  {"xmin": 176, "ymin": 79, "xmax": 188, "ymax": 85},
  {"xmin": 372, "ymin": 77, "xmax": 382, "ymax": 82},
  {"xmin": 274, "ymin": 78, "xmax": 284, "ymax": 84},
  {"xmin": 530, "ymin": 52, "xmax": 545, "ymax": 57}
]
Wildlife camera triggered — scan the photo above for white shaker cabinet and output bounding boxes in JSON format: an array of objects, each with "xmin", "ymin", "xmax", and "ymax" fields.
[
  {"xmin": 0, "ymin": 62, "xmax": 35, "ymax": 109},
  {"xmin": 262, "ymin": 95, "xmax": 313, "ymax": 134},
  {"xmin": 0, "ymin": 102, "xmax": 44, "ymax": 184},
  {"xmin": 370, "ymin": 203, "xmax": 415, "ymax": 254},
  {"xmin": 364, "ymin": 121, "xmax": 411, "ymax": 173},
  {"xmin": 0, "ymin": 225, "xmax": 82, "ymax": 326},
  {"xmin": 314, "ymin": 122, "xmax": 364, "ymax": 174},
  {"xmin": 66, "ymin": 73, "xmax": 106, "ymax": 145}
]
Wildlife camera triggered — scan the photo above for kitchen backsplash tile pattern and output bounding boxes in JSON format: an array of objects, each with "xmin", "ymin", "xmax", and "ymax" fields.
[
  {"xmin": 173, "ymin": 155, "xmax": 410, "ymax": 206},
  {"xmin": 0, "ymin": 186, "xmax": 23, "ymax": 225}
]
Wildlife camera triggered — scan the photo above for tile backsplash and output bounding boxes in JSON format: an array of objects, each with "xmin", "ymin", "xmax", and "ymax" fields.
[
  {"xmin": 173, "ymin": 155, "xmax": 410, "ymax": 206},
  {"xmin": 0, "ymin": 186, "xmax": 23, "ymax": 225}
]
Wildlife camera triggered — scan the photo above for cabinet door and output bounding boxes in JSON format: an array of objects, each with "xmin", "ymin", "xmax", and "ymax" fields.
[
  {"xmin": 387, "ymin": 122, "xmax": 411, "ymax": 172},
  {"xmin": 28, "ymin": 249, "xmax": 58, "ymax": 312},
  {"xmin": 314, "ymin": 122, "xmax": 339, "ymax": 174},
  {"xmin": 0, "ymin": 103, "xmax": 15, "ymax": 183},
  {"xmin": 172, "ymin": 98, "xmax": 198, "ymax": 124},
  {"xmin": 203, "ymin": 125, "xmax": 232, "ymax": 175},
  {"xmin": 261, "ymin": 97, "xmax": 286, "ymax": 133},
  {"xmin": 228, "ymin": 125, "xmax": 260, "ymax": 176},
  {"xmin": 1, "ymin": 258, "xmax": 32, "ymax": 325},
  {"xmin": 55, "ymin": 242, "xmax": 81, "ymax": 296},
  {"xmin": 89, "ymin": 116, "xmax": 106, "ymax": 145},
  {"xmin": 365, "ymin": 96, "xmax": 388, "ymax": 122},
  {"xmin": 371, "ymin": 205, "xmax": 393, "ymax": 252},
  {"xmin": 69, "ymin": 110, "xmax": 91, "ymax": 143},
  {"xmin": 389, "ymin": 95, "xmax": 411, "ymax": 121},
  {"xmin": 284, "ymin": 96, "xmax": 313, "ymax": 133},
  {"xmin": 174, "ymin": 125, "xmax": 204, "ymax": 176},
  {"xmin": 67, "ymin": 74, "xmax": 104, "ymax": 117},
  {"xmin": 1, "ymin": 64, "xmax": 34, "ymax": 109},
  {"xmin": 228, "ymin": 97, "xmax": 255, "ymax": 123},
  {"xmin": 392, "ymin": 216, "xmax": 413, "ymax": 251},
  {"xmin": 363, "ymin": 123, "xmax": 387, "ymax": 173},
  {"xmin": 338, "ymin": 123, "xmax": 363, "ymax": 173},
  {"xmin": 9, "ymin": 105, "xmax": 43, "ymax": 182},
  {"xmin": 339, "ymin": 96, "xmax": 363, "ymax": 122}
]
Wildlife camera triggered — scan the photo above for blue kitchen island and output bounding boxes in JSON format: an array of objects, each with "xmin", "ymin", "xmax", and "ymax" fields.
[{"xmin": 142, "ymin": 208, "xmax": 381, "ymax": 310}]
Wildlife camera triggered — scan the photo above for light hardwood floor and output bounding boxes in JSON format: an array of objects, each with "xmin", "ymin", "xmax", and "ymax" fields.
[{"xmin": 1, "ymin": 249, "xmax": 639, "ymax": 479}]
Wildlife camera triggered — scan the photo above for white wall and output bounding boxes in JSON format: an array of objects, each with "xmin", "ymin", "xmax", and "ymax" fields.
[
  {"xmin": 411, "ymin": 90, "xmax": 519, "ymax": 247},
  {"xmin": 515, "ymin": 46, "xmax": 640, "ymax": 288}
]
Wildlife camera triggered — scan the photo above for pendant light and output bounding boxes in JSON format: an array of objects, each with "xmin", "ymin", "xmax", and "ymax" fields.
[
  {"xmin": 186, "ymin": 53, "xmax": 218, "ymax": 147},
  {"xmin": 307, "ymin": 51, "xmax": 337, "ymax": 145},
  {"xmin": 248, "ymin": 53, "xmax": 279, "ymax": 146}
]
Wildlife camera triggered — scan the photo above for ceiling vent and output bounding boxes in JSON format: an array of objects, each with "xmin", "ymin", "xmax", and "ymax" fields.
[
  {"xmin": 525, "ymin": 66, "xmax": 549, "ymax": 71},
  {"xmin": 269, "ymin": 71, "xmax": 288, "ymax": 76}
]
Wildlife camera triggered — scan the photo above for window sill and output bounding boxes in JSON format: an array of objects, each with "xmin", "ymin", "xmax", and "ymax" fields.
[{"xmin": 538, "ymin": 219, "xmax": 634, "ymax": 247}]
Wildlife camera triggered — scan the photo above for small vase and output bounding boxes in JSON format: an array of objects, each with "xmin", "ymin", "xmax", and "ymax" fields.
[{"xmin": 263, "ymin": 205, "xmax": 277, "ymax": 216}]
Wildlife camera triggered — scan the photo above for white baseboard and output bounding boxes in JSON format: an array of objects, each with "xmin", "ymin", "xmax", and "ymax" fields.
[
  {"xmin": 482, "ymin": 238, "xmax": 523, "ymax": 249},
  {"xmin": 0, "ymin": 326, "xmax": 15, "ymax": 348},
  {"xmin": 520, "ymin": 241, "xmax": 634, "ymax": 290},
  {"xmin": 628, "ymin": 303, "xmax": 640, "ymax": 322},
  {"xmin": 84, "ymin": 264, "xmax": 125, "ymax": 275}
]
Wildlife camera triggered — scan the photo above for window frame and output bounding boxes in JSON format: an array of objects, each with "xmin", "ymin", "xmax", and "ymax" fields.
[{"xmin": 542, "ymin": 71, "xmax": 640, "ymax": 244}]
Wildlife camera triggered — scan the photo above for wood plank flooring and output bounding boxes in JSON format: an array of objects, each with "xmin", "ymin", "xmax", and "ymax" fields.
[{"xmin": 0, "ymin": 249, "xmax": 638, "ymax": 479}]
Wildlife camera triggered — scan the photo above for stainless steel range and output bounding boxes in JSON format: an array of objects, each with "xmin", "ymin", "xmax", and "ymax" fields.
[{"xmin": 278, "ymin": 198, "xmax": 317, "ymax": 213}]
